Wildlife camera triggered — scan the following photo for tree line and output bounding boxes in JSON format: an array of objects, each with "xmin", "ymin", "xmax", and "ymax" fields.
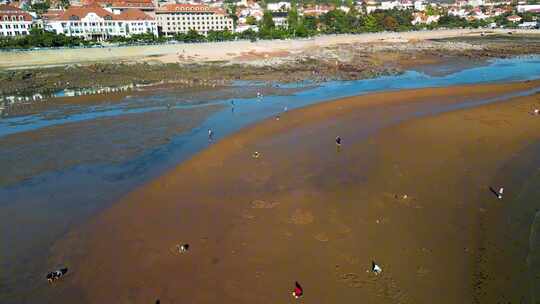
[{"xmin": 0, "ymin": 28, "xmax": 94, "ymax": 49}]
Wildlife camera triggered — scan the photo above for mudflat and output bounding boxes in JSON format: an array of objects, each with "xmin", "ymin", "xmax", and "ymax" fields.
[{"xmin": 47, "ymin": 80, "xmax": 540, "ymax": 304}]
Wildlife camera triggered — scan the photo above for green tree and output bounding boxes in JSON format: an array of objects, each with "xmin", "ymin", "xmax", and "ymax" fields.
[
  {"xmin": 425, "ymin": 4, "xmax": 437, "ymax": 16},
  {"xmin": 246, "ymin": 15, "xmax": 257, "ymax": 25},
  {"xmin": 360, "ymin": 1, "xmax": 367, "ymax": 14},
  {"xmin": 183, "ymin": 29, "xmax": 205, "ymax": 42},
  {"xmin": 288, "ymin": 0, "xmax": 299, "ymax": 33},
  {"xmin": 382, "ymin": 15, "xmax": 398, "ymax": 31},
  {"xmin": 226, "ymin": 4, "xmax": 239, "ymax": 27},
  {"xmin": 207, "ymin": 30, "xmax": 234, "ymax": 42},
  {"xmin": 31, "ymin": 1, "xmax": 50, "ymax": 15},
  {"xmin": 319, "ymin": 9, "xmax": 350, "ymax": 33},
  {"xmin": 237, "ymin": 28, "xmax": 258, "ymax": 41},
  {"xmin": 60, "ymin": 0, "xmax": 70, "ymax": 9},
  {"xmin": 303, "ymin": 15, "xmax": 319, "ymax": 32},
  {"xmin": 520, "ymin": 12, "xmax": 535, "ymax": 22},
  {"xmin": 438, "ymin": 15, "xmax": 468, "ymax": 28},
  {"xmin": 295, "ymin": 18, "xmax": 309, "ymax": 36},
  {"xmin": 259, "ymin": 10, "xmax": 275, "ymax": 38},
  {"xmin": 362, "ymin": 14, "xmax": 378, "ymax": 32},
  {"xmin": 0, "ymin": 28, "xmax": 93, "ymax": 49}
]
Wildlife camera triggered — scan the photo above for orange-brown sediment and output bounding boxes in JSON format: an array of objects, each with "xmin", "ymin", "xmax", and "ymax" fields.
[{"xmin": 49, "ymin": 80, "xmax": 540, "ymax": 304}]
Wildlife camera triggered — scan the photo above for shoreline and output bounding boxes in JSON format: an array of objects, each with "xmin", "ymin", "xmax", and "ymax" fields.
[
  {"xmin": 1, "ymin": 29, "xmax": 540, "ymax": 99},
  {"xmin": 41, "ymin": 80, "xmax": 540, "ymax": 304}
]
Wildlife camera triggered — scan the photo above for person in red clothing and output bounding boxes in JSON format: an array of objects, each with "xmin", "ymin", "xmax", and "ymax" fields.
[{"xmin": 292, "ymin": 281, "xmax": 303, "ymax": 299}]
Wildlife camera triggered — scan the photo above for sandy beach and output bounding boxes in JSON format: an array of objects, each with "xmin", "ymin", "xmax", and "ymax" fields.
[
  {"xmin": 0, "ymin": 29, "xmax": 538, "ymax": 69},
  {"xmin": 43, "ymin": 80, "xmax": 540, "ymax": 304}
]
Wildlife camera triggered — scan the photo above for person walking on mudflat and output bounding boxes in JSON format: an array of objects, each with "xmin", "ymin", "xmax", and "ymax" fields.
[{"xmin": 292, "ymin": 281, "xmax": 303, "ymax": 299}]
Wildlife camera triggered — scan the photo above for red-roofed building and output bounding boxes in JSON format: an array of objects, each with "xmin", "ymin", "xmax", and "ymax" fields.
[
  {"xmin": 110, "ymin": 0, "xmax": 155, "ymax": 15},
  {"xmin": 44, "ymin": 5, "xmax": 157, "ymax": 40},
  {"xmin": 156, "ymin": 3, "xmax": 233, "ymax": 36},
  {"xmin": 302, "ymin": 4, "xmax": 333, "ymax": 16},
  {"xmin": 81, "ymin": 0, "xmax": 156, "ymax": 15},
  {"xmin": 81, "ymin": 0, "xmax": 112, "ymax": 6},
  {"xmin": 506, "ymin": 15, "xmax": 522, "ymax": 23},
  {"xmin": 42, "ymin": 9, "xmax": 64, "ymax": 22},
  {"xmin": 0, "ymin": 4, "xmax": 37, "ymax": 36}
]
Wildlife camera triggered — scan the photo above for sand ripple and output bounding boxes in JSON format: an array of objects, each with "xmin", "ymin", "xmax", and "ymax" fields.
[
  {"xmin": 251, "ymin": 200, "xmax": 280, "ymax": 209},
  {"xmin": 289, "ymin": 209, "xmax": 315, "ymax": 225}
]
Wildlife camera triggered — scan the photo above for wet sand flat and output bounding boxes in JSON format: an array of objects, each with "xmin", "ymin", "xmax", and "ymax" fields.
[
  {"xmin": 0, "ymin": 104, "xmax": 224, "ymax": 186},
  {"xmin": 47, "ymin": 81, "xmax": 540, "ymax": 304}
]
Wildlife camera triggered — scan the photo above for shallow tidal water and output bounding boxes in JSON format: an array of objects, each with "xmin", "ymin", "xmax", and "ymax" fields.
[{"xmin": 1, "ymin": 56, "xmax": 540, "ymax": 303}]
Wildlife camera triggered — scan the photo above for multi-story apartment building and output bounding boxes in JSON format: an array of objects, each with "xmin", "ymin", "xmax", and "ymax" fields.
[
  {"xmin": 0, "ymin": 4, "xmax": 36, "ymax": 37},
  {"xmin": 45, "ymin": 5, "xmax": 157, "ymax": 40},
  {"xmin": 156, "ymin": 4, "xmax": 234, "ymax": 36}
]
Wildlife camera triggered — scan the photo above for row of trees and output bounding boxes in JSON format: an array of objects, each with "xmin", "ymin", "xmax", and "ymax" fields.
[
  {"xmin": 28, "ymin": 0, "xmax": 70, "ymax": 14},
  {"xmin": 0, "ymin": 29, "xmax": 94, "ymax": 49}
]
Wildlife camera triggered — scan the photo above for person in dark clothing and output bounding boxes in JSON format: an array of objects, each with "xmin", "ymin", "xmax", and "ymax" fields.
[
  {"xmin": 46, "ymin": 268, "xmax": 68, "ymax": 283},
  {"xmin": 335, "ymin": 136, "xmax": 342, "ymax": 152}
]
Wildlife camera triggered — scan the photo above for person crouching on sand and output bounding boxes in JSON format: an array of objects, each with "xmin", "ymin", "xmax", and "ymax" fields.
[{"xmin": 292, "ymin": 281, "xmax": 303, "ymax": 299}]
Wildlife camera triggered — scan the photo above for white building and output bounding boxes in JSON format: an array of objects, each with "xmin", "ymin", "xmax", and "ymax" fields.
[
  {"xmin": 0, "ymin": 4, "xmax": 36, "ymax": 37},
  {"xmin": 470, "ymin": 8, "xmax": 490, "ymax": 20},
  {"xmin": 380, "ymin": 1, "xmax": 399, "ymax": 10},
  {"xmin": 414, "ymin": 0, "xmax": 425, "ymax": 11},
  {"xmin": 448, "ymin": 7, "xmax": 468, "ymax": 18},
  {"xmin": 238, "ymin": 7, "xmax": 263, "ymax": 22},
  {"xmin": 517, "ymin": 4, "xmax": 540, "ymax": 12},
  {"xmin": 467, "ymin": 0, "xmax": 485, "ymax": 7},
  {"xmin": 518, "ymin": 21, "xmax": 538, "ymax": 28},
  {"xmin": 411, "ymin": 12, "xmax": 440, "ymax": 24},
  {"xmin": 400, "ymin": 0, "xmax": 413, "ymax": 10},
  {"xmin": 156, "ymin": 4, "xmax": 234, "ymax": 36},
  {"xmin": 267, "ymin": 2, "xmax": 290, "ymax": 12},
  {"xmin": 271, "ymin": 11, "xmax": 287, "ymax": 27},
  {"xmin": 45, "ymin": 5, "xmax": 157, "ymax": 40},
  {"xmin": 378, "ymin": 0, "xmax": 414, "ymax": 10},
  {"xmin": 338, "ymin": 5, "xmax": 350, "ymax": 12},
  {"xmin": 234, "ymin": 23, "xmax": 258, "ymax": 33}
]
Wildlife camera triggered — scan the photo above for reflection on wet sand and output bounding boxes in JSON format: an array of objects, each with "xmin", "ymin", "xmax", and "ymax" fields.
[{"xmin": 0, "ymin": 105, "xmax": 223, "ymax": 187}]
